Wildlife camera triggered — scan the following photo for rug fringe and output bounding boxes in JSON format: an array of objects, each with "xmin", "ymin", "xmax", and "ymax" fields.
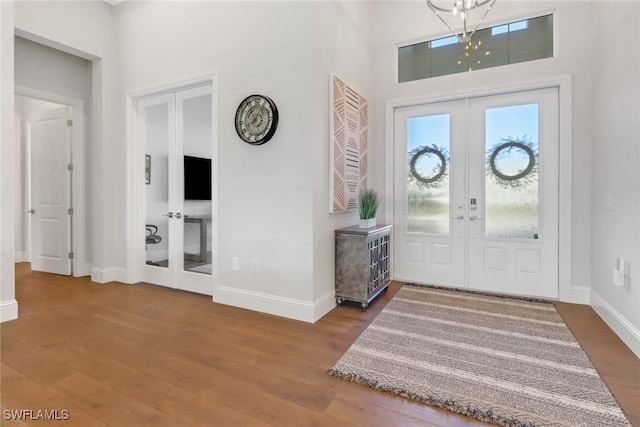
[{"xmin": 327, "ymin": 367, "xmax": 536, "ymax": 427}]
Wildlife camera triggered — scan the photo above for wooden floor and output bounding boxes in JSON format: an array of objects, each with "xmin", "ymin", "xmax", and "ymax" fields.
[{"xmin": 2, "ymin": 263, "xmax": 639, "ymax": 427}]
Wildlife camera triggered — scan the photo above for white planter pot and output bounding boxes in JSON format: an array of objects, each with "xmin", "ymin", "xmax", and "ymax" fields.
[{"xmin": 359, "ymin": 218, "xmax": 376, "ymax": 229}]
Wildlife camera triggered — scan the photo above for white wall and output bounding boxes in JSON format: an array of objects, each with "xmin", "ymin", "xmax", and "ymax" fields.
[
  {"xmin": 14, "ymin": 0, "xmax": 120, "ymax": 282},
  {"xmin": 309, "ymin": 1, "xmax": 377, "ymax": 308},
  {"xmin": 590, "ymin": 2, "xmax": 640, "ymax": 357},
  {"xmin": 1, "ymin": 1, "xmax": 18, "ymax": 322},
  {"xmin": 372, "ymin": 1, "xmax": 593, "ymax": 301},
  {"xmin": 116, "ymin": 1, "xmax": 319, "ymax": 320}
]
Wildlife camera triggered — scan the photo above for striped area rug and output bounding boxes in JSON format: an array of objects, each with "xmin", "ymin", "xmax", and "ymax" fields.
[{"xmin": 328, "ymin": 285, "xmax": 631, "ymax": 427}]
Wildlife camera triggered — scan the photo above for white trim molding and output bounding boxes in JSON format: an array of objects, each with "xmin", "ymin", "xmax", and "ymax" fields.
[
  {"xmin": 569, "ymin": 285, "xmax": 590, "ymax": 305},
  {"xmin": 214, "ymin": 286, "xmax": 335, "ymax": 324},
  {"xmin": 591, "ymin": 290, "xmax": 640, "ymax": 358},
  {"xmin": 91, "ymin": 266, "xmax": 127, "ymax": 284},
  {"xmin": 0, "ymin": 299, "xmax": 18, "ymax": 322}
]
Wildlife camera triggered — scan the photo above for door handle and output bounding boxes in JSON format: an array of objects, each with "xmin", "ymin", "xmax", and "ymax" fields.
[
  {"xmin": 27, "ymin": 209, "xmax": 35, "ymax": 214},
  {"xmin": 470, "ymin": 215, "xmax": 484, "ymax": 221},
  {"xmin": 451, "ymin": 215, "xmax": 464, "ymax": 220},
  {"xmin": 164, "ymin": 212, "xmax": 174, "ymax": 218},
  {"xmin": 175, "ymin": 213, "xmax": 182, "ymax": 219}
]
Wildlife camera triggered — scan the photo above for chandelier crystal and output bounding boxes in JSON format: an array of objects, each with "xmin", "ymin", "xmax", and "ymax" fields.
[{"xmin": 427, "ymin": 0, "xmax": 497, "ymax": 43}]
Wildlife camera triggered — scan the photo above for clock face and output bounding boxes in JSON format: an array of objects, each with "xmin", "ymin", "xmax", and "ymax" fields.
[{"xmin": 235, "ymin": 94, "xmax": 279, "ymax": 145}]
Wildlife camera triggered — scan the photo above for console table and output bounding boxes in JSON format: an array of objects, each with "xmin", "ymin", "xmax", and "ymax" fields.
[
  {"xmin": 335, "ymin": 225, "xmax": 392, "ymax": 311},
  {"xmin": 184, "ymin": 215, "xmax": 211, "ymax": 262}
]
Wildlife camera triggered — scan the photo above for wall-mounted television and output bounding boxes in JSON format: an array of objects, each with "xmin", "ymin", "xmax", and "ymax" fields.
[{"xmin": 184, "ymin": 156, "xmax": 212, "ymax": 200}]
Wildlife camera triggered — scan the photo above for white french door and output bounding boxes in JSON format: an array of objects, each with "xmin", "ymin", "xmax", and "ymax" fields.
[
  {"xmin": 137, "ymin": 84, "xmax": 214, "ymax": 296},
  {"xmin": 393, "ymin": 87, "xmax": 559, "ymax": 299}
]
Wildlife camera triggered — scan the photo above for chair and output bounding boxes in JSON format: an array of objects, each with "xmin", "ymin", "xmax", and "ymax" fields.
[{"xmin": 145, "ymin": 225, "xmax": 162, "ymax": 265}]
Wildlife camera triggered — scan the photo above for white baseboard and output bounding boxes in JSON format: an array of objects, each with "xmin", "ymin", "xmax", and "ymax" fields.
[
  {"xmin": 74, "ymin": 262, "xmax": 93, "ymax": 278},
  {"xmin": 569, "ymin": 285, "xmax": 590, "ymax": 304},
  {"xmin": 591, "ymin": 290, "xmax": 640, "ymax": 358},
  {"xmin": 214, "ymin": 286, "xmax": 336, "ymax": 323},
  {"xmin": 313, "ymin": 290, "xmax": 337, "ymax": 322},
  {"xmin": 0, "ymin": 299, "xmax": 18, "ymax": 322},
  {"xmin": 91, "ymin": 266, "xmax": 127, "ymax": 284}
]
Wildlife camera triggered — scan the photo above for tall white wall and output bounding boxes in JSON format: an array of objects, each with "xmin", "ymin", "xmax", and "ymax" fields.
[
  {"xmin": 309, "ymin": 1, "xmax": 377, "ymax": 306},
  {"xmin": 1, "ymin": 1, "xmax": 18, "ymax": 322},
  {"xmin": 116, "ymin": 1, "xmax": 378, "ymax": 321},
  {"xmin": 371, "ymin": 1, "xmax": 593, "ymax": 300},
  {"xmin": 117, "ymin": 1, "xmax": 318, "ymax": 319},
  {"xmin": 14, "ymin": 0, "xmax": 120, "ymax": 282},
  {"xmin": 590, "ymin": 2, "xmax": 640, "ymax": 357}
]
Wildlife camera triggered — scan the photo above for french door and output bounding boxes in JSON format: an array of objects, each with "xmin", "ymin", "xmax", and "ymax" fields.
[
  {"xmin": 393, "ymin": 87, "xmax": 559, "ymax": 299},
  {"xmin": 137, "ymin": 84, "xmax": 214, "ymax": 295}
]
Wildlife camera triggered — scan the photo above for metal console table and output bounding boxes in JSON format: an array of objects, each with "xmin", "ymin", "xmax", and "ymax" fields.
[{"xmin": 335, "ymin": 225, "xmax": 392, "ymax": 311}]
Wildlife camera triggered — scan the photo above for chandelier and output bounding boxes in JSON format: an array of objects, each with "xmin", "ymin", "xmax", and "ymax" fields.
[{"xmin": 427, "ymin": 0, "xmax": 497, "ymax": 43}]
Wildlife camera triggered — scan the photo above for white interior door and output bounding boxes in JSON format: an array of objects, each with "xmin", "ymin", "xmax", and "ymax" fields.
[
  {"xmin": 394, "ymin": 87, "xmax": 559, "ymax": 299},
  {"xmin": 28, "ymin": 107, "xmax": 72, "ymax": 275},
  {"xmin": 139, "ymin": 84, "xmax": 214, "ymax": 295}
]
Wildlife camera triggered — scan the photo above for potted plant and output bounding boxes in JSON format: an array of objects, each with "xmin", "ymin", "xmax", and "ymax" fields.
[{"xmin": 358, "ymin": 189, "xmax": 380, "ymax": 228}]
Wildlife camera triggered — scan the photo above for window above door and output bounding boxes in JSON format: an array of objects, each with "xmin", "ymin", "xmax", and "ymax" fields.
[{"xmin": 398, "ymin": 14, "xmax": 554, "ymax": 83}]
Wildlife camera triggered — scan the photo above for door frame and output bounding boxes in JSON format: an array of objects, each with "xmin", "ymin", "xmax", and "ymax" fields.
[
  {"xmin": 384, "ymin": 75, "xmax": 581, "ymax": 303},
  {"xmin": 15, "ymin": 85, "xmax": 88, "ymax": 277},
  {"xmin": 125, "ymin": 74, "xmax": 220, "ymax": 297}
]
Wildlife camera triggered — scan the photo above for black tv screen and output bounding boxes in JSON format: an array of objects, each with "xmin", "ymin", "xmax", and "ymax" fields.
[{"xmin": 184, "ymin": 156, "xmax": 211, "ymax": 200}]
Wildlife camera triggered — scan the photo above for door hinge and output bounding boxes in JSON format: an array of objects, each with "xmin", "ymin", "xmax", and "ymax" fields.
[
  {"xmin": 68, "ymin": 252, "xmax": 74, "ymax": 259},
  {"xmin": 67, "ymin": 119, "xmax": 73, "ymax": 127},
  {"xmin": 68, "ymin": 163, "xmax": 73, "ymax": 171},
  {"xmin": 68, "ymin": 208, "xmax": 74, "ymax": 215}
]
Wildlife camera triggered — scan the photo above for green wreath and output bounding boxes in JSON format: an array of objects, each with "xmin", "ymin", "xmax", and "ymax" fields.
[
  {"xmin": 486, "ymin": 138, "xmax": 538, "ymax": 189},
  {"xmin": 408, "ymin": 145, "xmax": 448, "ymax": 189}
]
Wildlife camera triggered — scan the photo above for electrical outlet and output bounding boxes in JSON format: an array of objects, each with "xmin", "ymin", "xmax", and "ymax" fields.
[{"xmin": 613, "ymin": 258, "xmax": 625, "ymax": 287}]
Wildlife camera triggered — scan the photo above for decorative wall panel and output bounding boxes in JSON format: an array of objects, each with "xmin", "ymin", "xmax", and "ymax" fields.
[{"xmin": 330, "ymin": 75, "xmax": 368, "ymax": 212}]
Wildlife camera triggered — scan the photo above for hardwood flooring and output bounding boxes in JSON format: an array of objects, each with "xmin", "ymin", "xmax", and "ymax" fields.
[{"xmin": 2, "ymin": 263, "xmax": 639, "ymax": 426}]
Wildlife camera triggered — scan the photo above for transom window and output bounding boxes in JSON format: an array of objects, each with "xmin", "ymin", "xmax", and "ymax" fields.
[{"xmin": 398, "ymin": 14, "xmax": 553, "ymax": 83}]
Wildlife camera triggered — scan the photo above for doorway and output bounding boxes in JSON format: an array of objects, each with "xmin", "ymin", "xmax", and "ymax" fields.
[
  {"xmin": 14, "ymin": 92, "xmax": 86, "ymax": 276},
  {"xmin": 393, "ymin": 87, "xmax": 559, "ymax": 299}
]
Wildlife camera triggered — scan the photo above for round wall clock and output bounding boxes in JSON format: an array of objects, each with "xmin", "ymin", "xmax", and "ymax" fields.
[{"xmin": 234, "ymin": 94, "xmax": 279, "ymax": 145}]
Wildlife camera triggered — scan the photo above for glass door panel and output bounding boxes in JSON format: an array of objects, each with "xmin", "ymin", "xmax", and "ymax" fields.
[
  {"xmin": 407, "ymin": 114, "xmax": 451, "ymax": 234},
  {"xmin": 143, "ymin": 101, "xmax": 171, "ymax": 269},
  {"xmin": 180, "ymin": 92, "xmax": 213, "ymax": 276},
  {"xmin": 484, "ymin": 103, "xmax": 540, "ymax": 239}
]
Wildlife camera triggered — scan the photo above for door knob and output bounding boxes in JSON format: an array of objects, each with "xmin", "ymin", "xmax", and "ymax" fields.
[
  {"xmin": 175, "ymin": 213, "xmax": 182, "ymax": 219},
  {"xmin": 165, "ymin": 212, "xmax": 174, "ymax": 218},
  {"xmin": 470, "ymin": 215, "xmax": 484, "ymax": 221},
  {"xmin": 451, "ymin": 215, "xmax": 464, "ymax": 220},
  {"xmin": 27, "ymin": 209, "xmax": 35, "ymax": 214}
]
